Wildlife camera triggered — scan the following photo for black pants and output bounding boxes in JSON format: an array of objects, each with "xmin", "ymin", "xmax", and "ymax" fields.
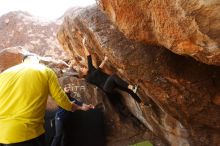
[
  {"xmin": 103, "ymin": 74, "xmax": 141, "ymax": 103},
  {"xmin": 0, "ymin": 134, "xmax": 45, "ymax": 146},
  {"xmin": 51, "ymin": 117, "xmax": 64, "ymax": 146}
]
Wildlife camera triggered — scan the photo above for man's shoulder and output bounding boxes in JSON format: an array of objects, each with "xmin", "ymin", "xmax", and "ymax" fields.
[
  {"xmin": 30, "ymin": 64, "xmax": 55, "ymax": 76},
  {"xmin": 43, "ymin": 65, "xmax": 54, "ymax": 72},
  {"xmin": 31, "ymin": 63, "xmax": 51, "ymax": 72},
  {"xmin": 43, "ymin": 66, "xmax": 57, "ymax": 78}
]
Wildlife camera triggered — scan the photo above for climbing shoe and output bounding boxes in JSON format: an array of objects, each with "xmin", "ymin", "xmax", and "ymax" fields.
[{"xmin": 132, "ymin": 85, "xmax": 138, "ymax": 93}]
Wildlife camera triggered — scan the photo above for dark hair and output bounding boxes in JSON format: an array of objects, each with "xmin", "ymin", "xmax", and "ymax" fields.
[{"xmin": 22, "ymin": 54, "xmax": 35, "ymax": 61}]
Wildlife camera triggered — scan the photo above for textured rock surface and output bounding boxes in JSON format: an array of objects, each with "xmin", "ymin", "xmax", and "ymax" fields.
[
  {"xmin": 97, "ymin": 0, "xmax": 220, "ymax": 66},
  {"xmin": 58, "ymin": 6, "xmax": 220, "ymax": 146},
  {"xmin": 0, "ymin": 11, "xmax": 68, "ymax": 59},
  {"xmin": 0, "ymin": 47, "xmax": 24, "ymax": 72}
]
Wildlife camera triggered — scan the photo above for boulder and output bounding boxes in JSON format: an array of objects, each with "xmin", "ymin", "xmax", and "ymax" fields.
[
  {"xmin": 0, "ymin": 47, "xmax": 24, "ymax": 72},
  {"xmin": 97, "ymin": 0, "xmax": 220, "ymax": 66},
  {"xmin": 57, "ymin": 6, "xmax": 220, "ymax": 146}
]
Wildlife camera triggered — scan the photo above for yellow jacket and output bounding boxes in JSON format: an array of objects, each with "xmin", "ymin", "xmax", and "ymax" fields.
[{"xmin": 0, "ymin": 62, "xmax": 72, "ymax": 144}]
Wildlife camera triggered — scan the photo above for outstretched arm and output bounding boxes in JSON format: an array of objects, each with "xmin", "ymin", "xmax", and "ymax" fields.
[
  {"xmin": 82, "ymin": 37, "xmax": 90, "ymax": 57},
  {"xmin": 48, "ymin": 69, "xmax": 78, "ymax": 112},
  {"xmin": 80, "ymin": 103, "xmax": 95, "ymax": 111},
  {"xmin": 82, "ymin": 37, "xmax": 96, "ymax": 71},
  {"xmin": 64, "ymin": 87, "xmax": 94, "ymax": 111},
  {"xmin": 99, "ymin": 56, "xmax": 108, "ymax": 69},
  {"xmin": 71, "ymin": 101, "xmax": 94, "ymax": 111}
]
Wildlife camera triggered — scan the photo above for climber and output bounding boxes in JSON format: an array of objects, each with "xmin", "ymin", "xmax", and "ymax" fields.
[
  {"xmin": 0, "ymin": 54, "xmax": 92, "ymax": 146},
  {"xmin": 51, "ymin": 84, "xmax": 94, "ymax": 146},
  {"xmin": 73, "ymin": 38, "xmax": 142, "ymax": 103}
]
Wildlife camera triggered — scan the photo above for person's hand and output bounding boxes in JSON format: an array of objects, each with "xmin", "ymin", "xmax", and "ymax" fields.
[
  {"xmin": 87, "ymin": 104, "xmax": 95, "ymax": 109},
  {"xmin": 104, "ymin": 56, "xmax": 108, "ymax": 61},
  {"xmin": 80, "ymin": 104, "xmax": 94, "ymax": 111}
]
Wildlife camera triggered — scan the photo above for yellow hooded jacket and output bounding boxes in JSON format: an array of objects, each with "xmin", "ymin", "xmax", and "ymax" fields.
[{"xmin": 0, "ymin": 62, "xmax": 72, "ymax": 144}]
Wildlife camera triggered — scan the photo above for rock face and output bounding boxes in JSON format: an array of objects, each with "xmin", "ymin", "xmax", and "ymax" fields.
[
  {"xmin": 97, "ymin": 0, "xmax": 220, "ymax": 66},
  {"xmin": 58, "ymin": 5, "xmax": 220, "ymax": 146},
  {"xmin": 0, "ymin": 11, "xmax": 68, "ymax": 59},
  {"xmin": 0, "ymin": 47, "xmax": 24, "ymax": 72}
]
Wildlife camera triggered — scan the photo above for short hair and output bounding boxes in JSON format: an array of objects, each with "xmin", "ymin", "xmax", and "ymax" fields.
[{"xmin": 22, "ymin": 54, "xmax": 36, "ymax": 61}]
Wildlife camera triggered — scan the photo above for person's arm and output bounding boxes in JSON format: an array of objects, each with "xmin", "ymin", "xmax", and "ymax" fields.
[
  {"xmin": 99, "ymin": 56, "xmax": 108, "ymax": 69},
  {"xmin": 73, "ymin": 102, "xmax": 94, "ymax": 111},
  {"xmin": 65, "ymin": 90, "xmax": 95, "ymax": 110},
  {"xmin": 87, "ymin": 55, "xmax": 96, "ymax": 72},
  {"xmin": 82, "ymin": 37, "xmax": 96, "ymax": 72},
  {"xmin": 65, "ymin": 91, "xmax": 83, "ymax": 106},
  {"xmin": 84, "ymin": 45, "xmax": 90, "ymax": 57},
  {"xmin": 48, "ymin": 69, "xmax": 81, "ymax": 112},
  {"xmin": 82, "ymin": 37, "xmax": 90, "ymax": 57},
  {"xmin": 71, "ymin": 97, "xmax": 94, "ymax": 110},
  {"xmin": 72, "ymin": 98, "xmax": 83, "ymax": 106}
]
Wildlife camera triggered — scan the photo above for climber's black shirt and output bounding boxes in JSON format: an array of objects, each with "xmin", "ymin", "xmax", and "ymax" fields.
[{"xmin": 85, "ymin": 55, "xmax": 109, "ymax": 89}]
